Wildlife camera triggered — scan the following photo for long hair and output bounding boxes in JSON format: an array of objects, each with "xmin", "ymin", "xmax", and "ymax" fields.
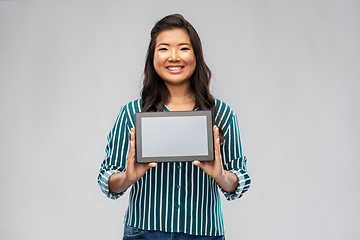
[{"xmin": 141, "ymin": 14, "xmax": 224, "ymax": 141}]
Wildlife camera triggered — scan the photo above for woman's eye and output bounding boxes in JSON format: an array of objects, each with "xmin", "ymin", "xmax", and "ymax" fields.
[
  {"xmin": 181, "ymin": 47, "xmax": 190, "ymax": 51},
  {"xmin": 159, "ymin": 48, "xmax": 168, "ymax": 51}
]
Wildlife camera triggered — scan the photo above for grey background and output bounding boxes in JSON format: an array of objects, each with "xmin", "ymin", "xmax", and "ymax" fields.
[
  {"xmin": 141, "ymin": 116, "xmax": 208, "ymax": 157},
  {"xmin": 0, "ymin": 1, "xmax": 359, "ymax": 239}
]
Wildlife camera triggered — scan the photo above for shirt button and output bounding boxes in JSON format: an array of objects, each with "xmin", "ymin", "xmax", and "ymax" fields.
[
  {"xmin": 177, "ymin": 185, "xmax": 181, "ymax": 189},
  {"xmin": 177, "ymin": 165, "xmax": 181, "ymax": 169},
  {"xmin": 177, "ymin": 204, "xmax": 180, "ymax": 208}
]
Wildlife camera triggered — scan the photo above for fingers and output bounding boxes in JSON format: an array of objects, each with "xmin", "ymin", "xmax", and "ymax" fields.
[
  {"xmin": 127, "ymin": 128, "xmax": 136, "ymax": 162},
  {"xmin": 213, "ymin": 125, "xmax": 220, "ymax": 142},
  {"xmin": 130, "ymin": 128, "xmax": 135, "ymax": 148},
  {"xmin": 213, "ymin": 125, "xmax": 220, "ymax": 159},
  {"xmin": 213, "ymin": 125, "xmax": 219, "ymax": 136}
]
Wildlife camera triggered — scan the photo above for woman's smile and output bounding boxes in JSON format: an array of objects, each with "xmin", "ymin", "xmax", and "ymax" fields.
[{"xmin": 166, "ymin": 65, "xmax": 184, "ymax": 73}]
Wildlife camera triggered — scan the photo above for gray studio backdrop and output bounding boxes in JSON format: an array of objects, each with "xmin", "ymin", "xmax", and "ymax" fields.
[{"xmin": 1, "ymin": 1, "xmax": 359, "ymax": 239}]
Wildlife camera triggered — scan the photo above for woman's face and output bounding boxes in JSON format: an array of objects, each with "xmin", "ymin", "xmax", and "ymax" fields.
[{"xmin": 153, "ymin": 28, "xmax": 196, "ymax": 87}]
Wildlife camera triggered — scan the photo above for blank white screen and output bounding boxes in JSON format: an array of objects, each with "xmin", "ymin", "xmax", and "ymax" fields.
[{"xmin": 141, "ymin": 116, "xmax": 208, "ymax": 158}]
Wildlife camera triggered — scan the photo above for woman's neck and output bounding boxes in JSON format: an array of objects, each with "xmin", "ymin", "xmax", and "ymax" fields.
[{"xmin": 165, "ymin": 83, "xmax": 195, "ymax": 111}]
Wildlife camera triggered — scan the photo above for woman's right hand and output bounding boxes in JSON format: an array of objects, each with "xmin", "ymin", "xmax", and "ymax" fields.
[
  {"xmin": 124, "ymin": 128, "xmax": 157, "ymax": 183},
  {"xmin": 108, "ymin": 128, "xmax": 156, "ymax": 194}
]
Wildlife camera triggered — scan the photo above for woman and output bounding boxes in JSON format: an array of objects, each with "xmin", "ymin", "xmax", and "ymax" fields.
[{"xmin": 98, "ymin": 14, "xmax": 251, "ymax": 239}]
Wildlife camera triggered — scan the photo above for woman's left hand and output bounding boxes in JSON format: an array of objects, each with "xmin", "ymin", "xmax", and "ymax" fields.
[
  {"xmin": 193, "ymin": 125, "xmax": 239, "ymax": 193},
  {"xmin": 193, "ymin": 125, "xmax": 224, "ymax": 181}
]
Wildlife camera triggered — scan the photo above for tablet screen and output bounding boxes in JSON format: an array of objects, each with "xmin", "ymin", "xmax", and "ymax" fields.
[
  {"xmin": 135, "ymin": 111, "xmax": 214, "ymax": 163},
  {"xmin": 141, "ymin": 116, "xmax": 208, "ymax": 157}
]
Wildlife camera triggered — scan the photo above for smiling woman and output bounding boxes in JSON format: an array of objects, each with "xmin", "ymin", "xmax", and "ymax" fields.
[{"xmin": 97, "ymin": 14, "xmax": 251, "ymax": 240}]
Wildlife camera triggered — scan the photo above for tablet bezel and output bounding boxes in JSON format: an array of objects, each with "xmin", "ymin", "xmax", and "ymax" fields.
[{"xmin": 135, "ymin": 110, "xmax": 214, "ymax": 163}]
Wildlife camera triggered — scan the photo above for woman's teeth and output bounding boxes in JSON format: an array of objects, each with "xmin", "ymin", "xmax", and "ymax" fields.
[{"xmin": 167, "ymin": 67, "xmax": 183, "ymax": 71}]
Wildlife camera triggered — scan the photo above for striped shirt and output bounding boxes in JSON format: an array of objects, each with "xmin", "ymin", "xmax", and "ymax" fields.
[{"xmin": 97, "ymin": 99, "xmax": 251, "ymax": 236}]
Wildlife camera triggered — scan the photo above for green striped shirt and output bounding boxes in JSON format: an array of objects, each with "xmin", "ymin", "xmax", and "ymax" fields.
[{"xmin": 98, "ymin": 99, "xmax": 251, "ymax": 236}]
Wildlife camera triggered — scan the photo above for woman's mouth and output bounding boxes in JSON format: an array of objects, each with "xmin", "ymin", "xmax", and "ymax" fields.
[{"xmin": 166, "ymin": 66, "xmax": 184, "ymax": 73}]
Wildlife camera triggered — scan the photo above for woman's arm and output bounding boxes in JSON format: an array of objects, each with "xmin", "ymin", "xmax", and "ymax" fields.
[
  {"xmin": 109, "ymin": 128, "xmax": 156, "ymax": 194},
  {"xmin": 193, "ymin": 126, "xmax": 238, "ymax": 193},
  {"xmin": 98, "ymin": 100, "xmax": 156, "ymax": 199}
]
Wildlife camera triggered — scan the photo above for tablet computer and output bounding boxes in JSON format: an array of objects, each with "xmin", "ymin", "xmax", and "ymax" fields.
[{"xmin": 135, "ymin": 110, "xmax": 214, "ymax": 163}]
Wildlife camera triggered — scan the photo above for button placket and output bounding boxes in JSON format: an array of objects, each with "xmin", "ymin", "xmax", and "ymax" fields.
[{"xmin": 176, "ymin": 162, "xmax": 181, "ymax": 209}]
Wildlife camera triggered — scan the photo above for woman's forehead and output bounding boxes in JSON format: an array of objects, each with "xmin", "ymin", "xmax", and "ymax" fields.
[{"xmin": 155, "ymin": 28, "xmax": 191, "ymax": 45}]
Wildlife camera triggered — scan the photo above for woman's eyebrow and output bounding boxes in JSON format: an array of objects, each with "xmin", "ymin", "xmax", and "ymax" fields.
[
  {"xmin": 178, "ymin": 43, "xmax": 191, "ymax": 46},
  {"xmin": 157, "ymin": 43, "xmax": 170, "ymax": 47},
  {"xmin": 156, "ymin": 43, "xmax": 191, "ymax": 47}
]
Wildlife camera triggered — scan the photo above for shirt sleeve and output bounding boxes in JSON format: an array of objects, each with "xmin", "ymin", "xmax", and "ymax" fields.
[
  {"xmin": 97, "ymin": 106, "xmax": 131, "ymax": 200},
  {"xmin": 219, "ymin": 112, "xmax": 251, "ymax": 201}
]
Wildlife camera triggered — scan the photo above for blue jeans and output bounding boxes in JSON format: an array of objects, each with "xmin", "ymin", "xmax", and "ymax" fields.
[{"xmin": 123, "ymin": 225, "xmax": 225, "ymax": 240}]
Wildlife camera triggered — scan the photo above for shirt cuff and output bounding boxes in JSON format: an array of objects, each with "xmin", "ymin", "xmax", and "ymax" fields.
[
  {"xmin": 98, "ymin": 170, "xmax": 126, "ymax": 200},
  {"xmin": 220, "ymin": 169, "xmax": 251, "ymax": 201}
]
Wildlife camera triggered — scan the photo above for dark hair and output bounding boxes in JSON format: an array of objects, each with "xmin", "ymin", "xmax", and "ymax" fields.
[{"xmin": 141, "ymin": 14, "xmax": 224, "ymax": 141}]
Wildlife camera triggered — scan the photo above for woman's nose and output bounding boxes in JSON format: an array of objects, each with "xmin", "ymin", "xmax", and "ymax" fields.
[{"xmin": 168, "ymin": 50, "xmax": 180, "ymax": 62}]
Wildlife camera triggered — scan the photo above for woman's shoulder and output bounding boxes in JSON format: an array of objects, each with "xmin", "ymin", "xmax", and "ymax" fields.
[
  {"xmin": 119, "ymin": 99, "xmax": 143, "ymax": 114},
  {"xmin": 213, "ymin": 98, "xmax": 237, "ymax": 130},
  {"xmin": 214, "ymin": 98, "xmax": 236, "ymax": 115},
  {"xmin": 116, "ymin": 99, "xmax": 142, "ymax": 125}
]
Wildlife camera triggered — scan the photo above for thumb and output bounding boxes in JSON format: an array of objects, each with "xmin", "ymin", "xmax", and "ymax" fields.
[
  {"xmin": 148, "ymin": 162, "xmax": 157, "ymax": 168},
  {"xmin": 193, "ymin": 160, "xmax": 202, "ymax": 168}
]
